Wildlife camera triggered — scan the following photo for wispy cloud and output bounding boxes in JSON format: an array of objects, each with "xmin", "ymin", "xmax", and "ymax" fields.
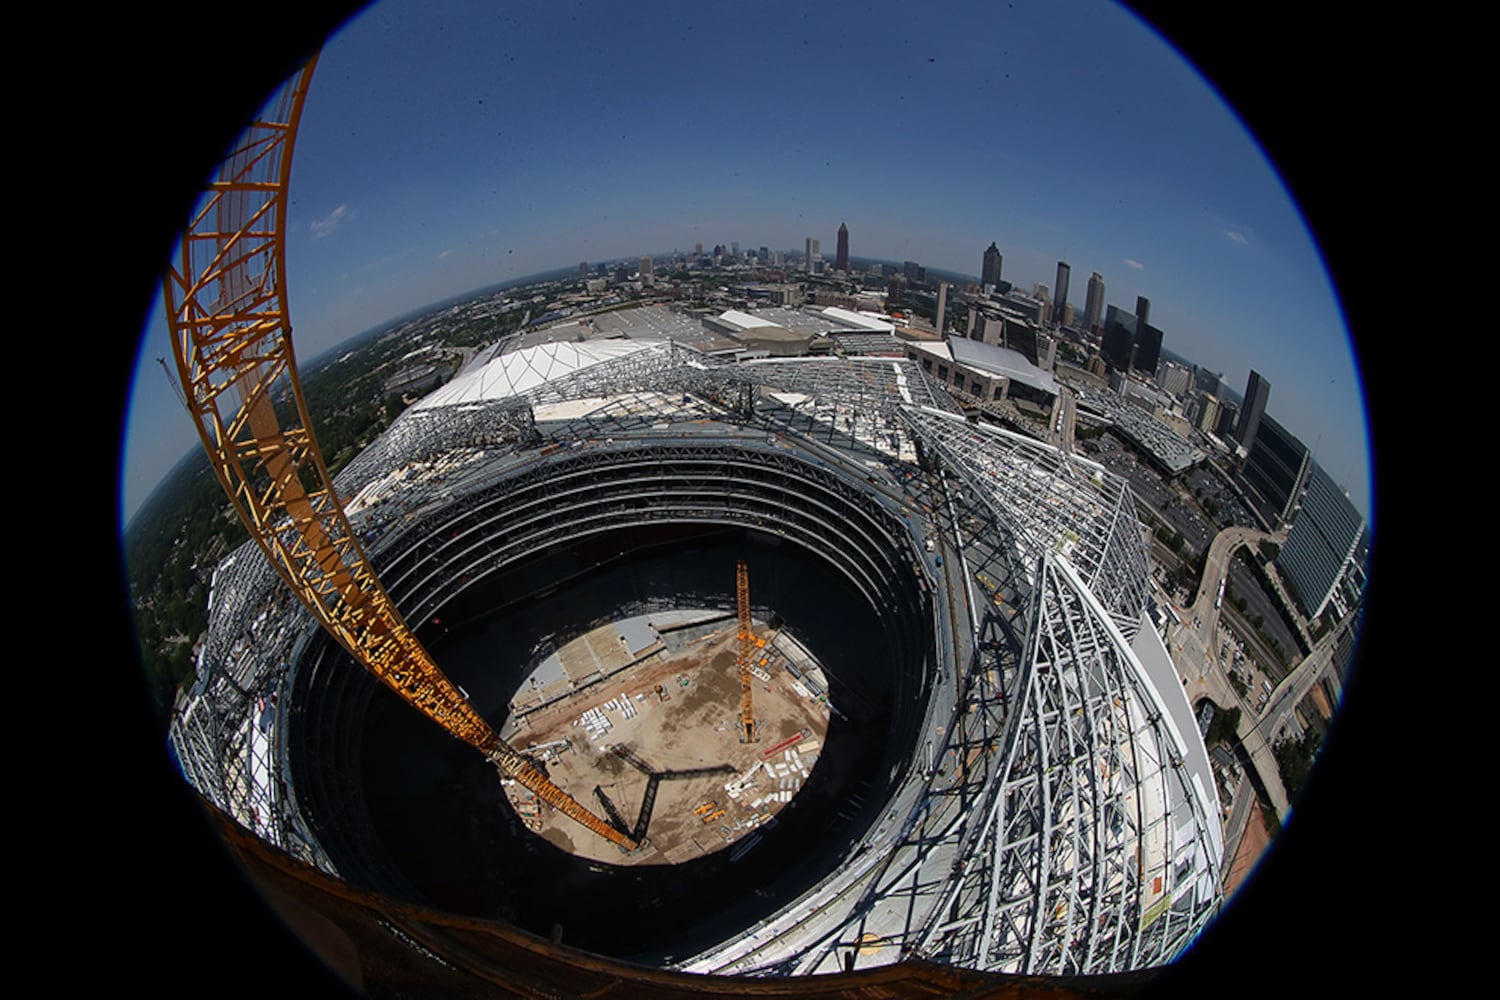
[
  {"xmin": 439, "ymin": 249, "xmax": 453, "ymax": 259},
  {"xmin": 1124, "ymin": 258, "xmax": 1145, "ymax": 270},
  {"xmin": 1225, "ymin": 230, "xmax": 1248, "ymax": 245},
  {"xmin": 311, "ymin": 203, "xmax": 352, "ymax": 240}
]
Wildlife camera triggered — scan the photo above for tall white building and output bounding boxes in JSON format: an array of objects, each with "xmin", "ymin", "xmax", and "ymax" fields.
[{"xmin": 1159, "ymin": 361, "xmax": 1193, "ymax": 397}]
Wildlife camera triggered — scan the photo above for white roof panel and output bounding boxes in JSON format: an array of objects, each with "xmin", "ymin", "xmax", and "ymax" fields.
[
  {"xmin": 719, "ymin": 309, "xmax": 779, "ymax": 329},
  {"xmin": 821, "ymin": 306, "xmax": 895, "ymax": 332},
  {"xmin": 412, "ymin": 340, "xmax": 653, "ymax": 410}
]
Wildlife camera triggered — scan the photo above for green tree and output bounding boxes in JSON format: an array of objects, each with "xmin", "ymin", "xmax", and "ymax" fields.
[
  {"xmin": 1273, "ymin": 730, "xmax": 1321, "ymax": 799},
  {"xmin": 1206, "ymin": 705, "xmax": 1241, "ymax": 746}
]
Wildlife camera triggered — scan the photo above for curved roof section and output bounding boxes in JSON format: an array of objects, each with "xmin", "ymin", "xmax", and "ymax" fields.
[
  {"xmin": 917, "ymin": 553, "xmax": 1221, "ymax": 974},
  {"xmin": 413, "ymin": 340, "xmax": 652, "ymax": 411},
  {"xmin": 899, "ymin": 406, "xmax": 1151, "ymax": 633}
]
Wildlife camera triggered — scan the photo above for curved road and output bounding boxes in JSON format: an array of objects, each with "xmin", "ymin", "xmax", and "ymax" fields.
[{"xmin": 1176, "ymin": 524, "xmax": 1358, "ymax": 824}]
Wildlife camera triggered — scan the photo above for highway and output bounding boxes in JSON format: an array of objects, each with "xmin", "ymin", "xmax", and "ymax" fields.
[
  {"xmin": 1049, "ymin": 387, "xmax": 1077, "ymax": 453},
  {"xmin": 1189, "ymin": 527, "xmax": 1280, "ymax": 637},
  {"xmin": 1174, "ymin": 523, "xmax": 1359, "ymax": 822}
]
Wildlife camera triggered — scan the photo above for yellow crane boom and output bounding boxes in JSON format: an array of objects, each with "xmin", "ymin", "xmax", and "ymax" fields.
[
  {"xmin": 162, "ymin": 57, "xmax": 634, "ymax": 852},
  {"xmin": 736, "ymin": 559, "xmax": 757, "ymax": 743}
]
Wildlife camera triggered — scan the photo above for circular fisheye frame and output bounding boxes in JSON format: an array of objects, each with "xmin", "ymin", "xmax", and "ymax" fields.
[{"xmin": 121, "ymin": 1, "xmax": 1375, "ymax": 994}]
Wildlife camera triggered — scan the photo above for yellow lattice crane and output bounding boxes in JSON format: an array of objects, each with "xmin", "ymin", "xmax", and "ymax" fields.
[
  {"xmin": 162, "ymin": 57, "xmax": 635, "ymax": 852},
  {"xmin": 736, "ymin": 560, "xmax": 757, "ymax": 743}
]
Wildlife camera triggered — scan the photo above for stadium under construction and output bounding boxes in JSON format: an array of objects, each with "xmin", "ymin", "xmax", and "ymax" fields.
[
  {"xmin": 157, "ymin": 59, "xmax": 1224, "ymax": 989},
  {"xmin": 171, "ymin": 334, "xmax": 1225, "ymax": 978}
]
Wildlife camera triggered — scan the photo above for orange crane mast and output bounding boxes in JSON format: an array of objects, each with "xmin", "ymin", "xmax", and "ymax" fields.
[
  {"xmin": 162, "ymin": 57, "xmax": 635, "ymax": 853},
  {"xmin": 736, "ymin": 560, "xmax": 757, "ymax": 743}
]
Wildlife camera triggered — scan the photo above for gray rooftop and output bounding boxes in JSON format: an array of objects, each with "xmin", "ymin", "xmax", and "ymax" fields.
[
  {"xmin": 592, "ymin": 304, "xmax": 743, "ymax": 354},
  {"xmin": 948, "ymin": 336, "xmax": 1060, "ymax": 395}
]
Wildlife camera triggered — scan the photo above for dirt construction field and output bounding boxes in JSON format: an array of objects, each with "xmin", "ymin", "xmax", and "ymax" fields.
[{"xmin": 502, "ymin": 622, "xmax": 830, "ymax": 866}]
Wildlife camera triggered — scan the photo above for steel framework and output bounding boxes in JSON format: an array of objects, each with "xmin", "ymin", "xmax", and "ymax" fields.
[
  {"xmin": 161, "ymin": 62, "xmax": 633, "ymax": 852},
  {"xmin": 914, "ymin": 555, "xmax": 1219, "ymax": 975},
  {"xmin": 900, "ymin": 406, "xmax": 1151, "ymax": 637},
  {"xmin": 161, "ymin": 71, "xmax": 1221, "ymax": 982}
]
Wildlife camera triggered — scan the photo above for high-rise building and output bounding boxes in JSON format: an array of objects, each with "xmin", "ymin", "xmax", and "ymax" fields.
[
  {"xmin": 982, "ymin": 242, "xmax": 1003, "ymax": 287},
  {"xmin": 695, "ymin": 242, "xmax": 703, "ymax": 255},
  {"xmin": 886, "ymin": 275, "xmax": 906, "ymax": 309},
  {"xmin": 806, "ymin": 237, "xmax": 820, "ymax": 274},
  {"xmin": 1134, "ymin": 296, "xmax": 1150, "ymax": 340},
  {"xmin": 904, "ymin": 261, "xmax": 925, "ymax": 285},
  {"xmin": 1193, "ymin": 366, "xmax": 1224, "ymax": 398},
  {"xmin": 1237, "ymin": 370, "xmax": 1270, "ymax": 450},
  {"xmin": 1004, "ymin": 318, "xmax": 1039, "ymax": 366},
  {"xmin": 934, "ymin": 282, "xmax": 949, "ymax": 334},
  {"xmin": 1215, "ymin": 402, "xmax": 1239, "ymax": 439},
  {"xmin": 1132, "ymin": 323, "xmax": 1163, "ymax": 377},
  {"xmin": 1084, "ymin": 272, "xmax": 1105, "ymax": 332},
  {"xmin": 1160, "ymin": 362, "xmax": 1193, "ymax": 397},
  {"xmin": 835, "ymin": 222, "xmax": 849, "ymax": 272},
  {"xmin": 759, "ymin": 246, "xmax": 769, "ymax": 263},
  {"xmin": 1276, "ymin": 462, "xmax": 1367, "ymax": 620},
  {"xmin": 578, "ymin": 261, "xmax": 588, "ymax": 279},
  {"xmin": 1053, "ymin": 262, "xmax": 1071, "ymax": 328},
  {"xmin": 1194, "ymin": 394, "xmax": 1222, "ymax": 434},
  {"xmin": 638, "ymin": 256, "xmax": 654, "ymax": 281},
  {"xmin": 1101, "ymin": 305, "xmax": 1136, "ymax": 370},
  {"xmin": 970, "ymin": 305, "xmax": 1002, "ymax": 346},
  {"xmin": 1240, "ymin": 413, "xmax": 1310, "ymax": 528}
]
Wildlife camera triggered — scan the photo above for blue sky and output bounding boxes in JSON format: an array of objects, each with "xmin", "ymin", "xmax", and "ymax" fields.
[{"xmin": 122, "ymin": 0, "xmax": 1372, "ymax": 525}]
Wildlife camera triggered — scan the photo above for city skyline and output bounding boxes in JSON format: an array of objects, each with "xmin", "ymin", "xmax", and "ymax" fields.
[{"xmin": 122, "ymin": 0, "xmax": 1373, "ymax": 524}]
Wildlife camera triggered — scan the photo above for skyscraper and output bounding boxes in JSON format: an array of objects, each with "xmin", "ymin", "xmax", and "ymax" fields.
[
  {"xmin": 806, "ymin": 237, "xmax": 820, "ymax": 274},
  {"xmin": 982, "ymin": 242, "xmax": 1003, "ymax": 287},
  {"xmin": 886, "ymin": 275, "xmax": 905, "ymax": 309},
  {"xmin": 1134, "ymin": 296, "xmax": 1150, "ymax": 340},
  {"xmin": 935, "ymin": 282, "xmax": 949, "ymax": 334},
  {"xmin": 1084, "ymin": 272, "xmax": 1105, "ymax": 332},
  {"xmin": 1240, "ymin": 412, "xmax": 1310, "ymax": 528},
  {"xmin": 1132, "ymin": 323, "xmax": 1163, "ymax": 377},
  {"xmin": 1053, "ymin": 262, "xmax": 1071, "ymax": 327},
  {"xmin": 1193, "ymin": 366, "xmax": 1224, "ymax": 398},
  {"xmin": 638, "ymin": 255, "xmax": 654, "ymax": 280},
  {"xmin": 1276, "ymin": 462, "xmax": 1367, "ymax": 620},
  {"xmin": 835, "ymin": 222, "xmax": 849, "ymax": 272},
  {"xmin": 1237, "ymin": 370, "xmax": 1270, "ymax": 450},
  {"xmin": 1101, "ymin": 305, "xmax": 1136, "ymax": 371}
]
